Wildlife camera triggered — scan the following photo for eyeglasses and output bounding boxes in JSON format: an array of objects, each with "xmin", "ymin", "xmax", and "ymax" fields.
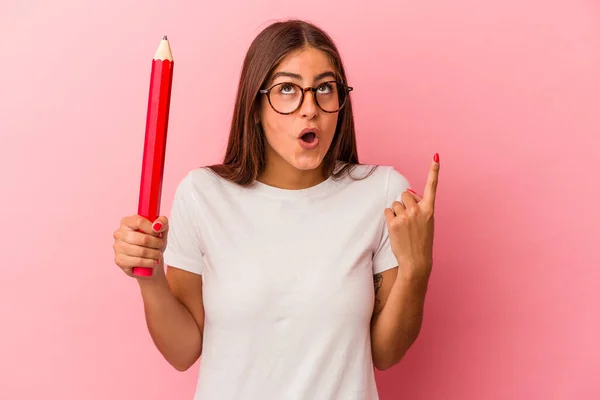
[{"xmin": 259, "ymin": 80, "xmax": 353, "ymax": 115}]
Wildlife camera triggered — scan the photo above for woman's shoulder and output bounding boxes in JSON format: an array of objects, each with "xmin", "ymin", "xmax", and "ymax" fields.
[
  {"xmin": 338, "ymin": 162, "xmax": 410, "ymax": 191},
  {"xmin": 185, "ymin": 166, "xmax": 224, "ymax": 184},
  {"xmin": 173, "ymin": 166, "xmax": 243, "ymax": 197}
]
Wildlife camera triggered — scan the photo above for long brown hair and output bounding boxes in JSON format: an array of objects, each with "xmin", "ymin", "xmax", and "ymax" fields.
[{"xmin": 208, "ymin": 19, "xmax": 372, "ymax": 186}]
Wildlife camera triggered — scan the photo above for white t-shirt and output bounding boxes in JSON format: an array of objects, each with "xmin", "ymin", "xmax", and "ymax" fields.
[{"xmin": 163, "ymin": 162, "xmax": 411, "ymax": 400}]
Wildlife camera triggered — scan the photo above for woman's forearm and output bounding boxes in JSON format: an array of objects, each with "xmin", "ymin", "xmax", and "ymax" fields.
[
  {"xmin": 371, "ymin": 272, "xmax": 428, "ymax": 370},
  {"xmin": 138, "ymin": 276, "xmax": 203, "ymax": 371}
]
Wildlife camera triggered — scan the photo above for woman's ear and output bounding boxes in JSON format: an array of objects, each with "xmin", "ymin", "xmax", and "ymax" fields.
[{"xmin": 253, "ymin": 110, "xmax": 261, "ymax": 126}]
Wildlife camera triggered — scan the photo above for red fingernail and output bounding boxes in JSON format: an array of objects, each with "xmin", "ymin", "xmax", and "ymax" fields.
[
  {"xmin": 153, "ymin": 222, "xmax": 163, "ymax": 231},
  {"xmin": 433, "ymin": 153, "xmax": 439, "ymax": 163},
  {"xmin": 407, "ymin": 188, "xmax": 417, "ymax": 194}
]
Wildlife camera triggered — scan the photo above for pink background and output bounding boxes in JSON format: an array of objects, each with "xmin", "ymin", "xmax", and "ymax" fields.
[{"xmin": 1, "ymin": 0, "xmax": 599, "ymax": 399}]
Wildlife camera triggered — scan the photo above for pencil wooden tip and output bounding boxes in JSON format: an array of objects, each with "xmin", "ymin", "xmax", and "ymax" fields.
[{"xmin": 154, "ymin": 36, "xmax": 173, "ymax": 61}]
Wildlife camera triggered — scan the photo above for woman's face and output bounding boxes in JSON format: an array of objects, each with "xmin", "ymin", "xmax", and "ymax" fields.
[{"xmin": 259, "ymin": 46, "xmax": 341, "ymax": 174}]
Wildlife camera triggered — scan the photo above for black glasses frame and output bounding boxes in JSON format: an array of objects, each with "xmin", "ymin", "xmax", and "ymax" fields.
[{"xmin": 259, "ymin": 80, "xmax": 354, "ymax": 115}]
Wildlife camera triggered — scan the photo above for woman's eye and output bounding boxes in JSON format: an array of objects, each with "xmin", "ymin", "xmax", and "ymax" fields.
[
  {"xmin": 280, "ymin": 84, "xmax": 295, "ymax": 94},
  {"xmin": 317, "ymin": 83, "xmax": 333, "ymax": 93}
]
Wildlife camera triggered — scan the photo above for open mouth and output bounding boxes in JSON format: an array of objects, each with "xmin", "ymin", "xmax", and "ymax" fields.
[
  {"xmin": 298, "ymin": 128, "xmax": 320, "ymax": 150},
  {"xmin": 300, "ymin": 131, "xmax": 317, "ymax": 143}
]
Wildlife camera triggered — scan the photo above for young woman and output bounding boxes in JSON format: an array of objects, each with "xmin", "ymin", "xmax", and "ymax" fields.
[{"xmin": 113, "ymin": 19, "xmax": 439, "ymax": 400}]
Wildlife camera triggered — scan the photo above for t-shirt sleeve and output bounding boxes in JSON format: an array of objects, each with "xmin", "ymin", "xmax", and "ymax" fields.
[
  {"xmin": 372, "ymin": 167, "xmax": 411, "ymax": 275},
  {"xmin": 162, "ymin": 172, "xmax": 206, "ymax": 275}
]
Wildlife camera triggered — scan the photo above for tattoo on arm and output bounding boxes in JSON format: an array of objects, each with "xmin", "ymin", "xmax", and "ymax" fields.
[
  {"xmin": 373, "ymin": 273, "xmax": 383, "ymax": 310},
  {"xmin": 374, "ymin": 273, "xmax": 383, "ymax": 295}
]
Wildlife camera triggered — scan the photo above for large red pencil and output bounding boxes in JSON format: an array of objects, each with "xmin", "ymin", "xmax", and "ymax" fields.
[{"xmin": 133, "ymin": 35, "xmax": 174, "ymax": 277}]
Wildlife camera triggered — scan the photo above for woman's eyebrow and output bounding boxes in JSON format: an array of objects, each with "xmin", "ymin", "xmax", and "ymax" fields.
[
  {"xmin": 271, "ymin": 71, "xmax": 302, "ymax": 81},
  {"xmin": 270, "ymin": 71, "xmax": 337, "ymax": 82},
  {"xmin": 314, "ymin": 71, "xmax": 336, "ymax": 81}
]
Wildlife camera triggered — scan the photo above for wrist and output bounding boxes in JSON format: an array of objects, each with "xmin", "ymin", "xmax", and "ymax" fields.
[
  {"xmin": 396, "ymin": 264, "xmax": 430, "ymax": 294},
  {"xmin": 137, "ymin": 267, "xmax": 169, "ymax": 294}
]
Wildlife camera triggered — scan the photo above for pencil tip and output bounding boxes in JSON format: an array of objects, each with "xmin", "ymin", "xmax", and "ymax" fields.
[{"xmin": 163, "ymin": 35, "xmax": 168, "ymax": 40}]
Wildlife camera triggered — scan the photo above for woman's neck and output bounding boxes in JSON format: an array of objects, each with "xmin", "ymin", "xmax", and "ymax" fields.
[{"xmin": 258, "ymin": 156, "xmax": 326, "ymax": 190}]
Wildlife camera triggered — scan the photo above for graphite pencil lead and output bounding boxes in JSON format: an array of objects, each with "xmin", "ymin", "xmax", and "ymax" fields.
[{"xmin": 163, "ymin": 35, "xmax": 168, "ymax": 40}]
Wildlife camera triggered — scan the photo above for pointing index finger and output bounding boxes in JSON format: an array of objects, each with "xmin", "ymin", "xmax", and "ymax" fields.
[{"xmin": 423, "ymin": 153, "xmax": 440, "ymax": 208}]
